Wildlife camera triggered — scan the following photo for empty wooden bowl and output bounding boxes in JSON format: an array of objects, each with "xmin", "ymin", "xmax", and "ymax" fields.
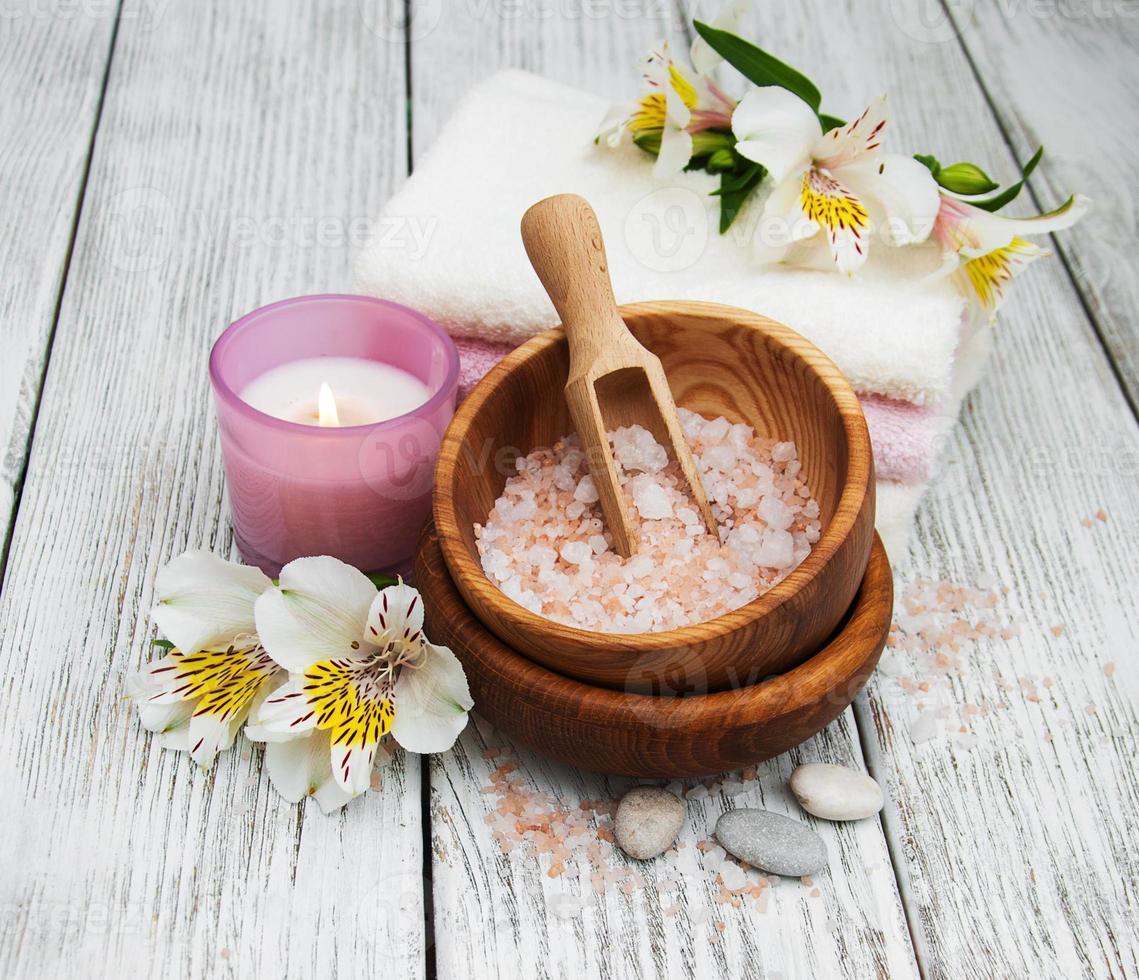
[
  {"xmin": 416, "ymin": 523, "xmax": 892, "ymax": 777},
  {"xmin": 433, "ymin": 301, "xmax": 875, "ymax": 694}
]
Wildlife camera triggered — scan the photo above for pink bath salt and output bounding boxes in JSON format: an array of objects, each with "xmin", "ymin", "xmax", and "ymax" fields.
[{"xmin": 474, "ymin": 412, "xmax": 821, "ymax": 633}]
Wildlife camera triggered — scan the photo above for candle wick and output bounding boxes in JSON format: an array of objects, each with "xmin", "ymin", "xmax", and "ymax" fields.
[{"xmin": 318, "ymin": 382, "xmax": 340, "ymax": 427}]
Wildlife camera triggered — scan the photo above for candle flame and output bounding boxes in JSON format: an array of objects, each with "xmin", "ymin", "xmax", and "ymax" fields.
[{"xmin": 318, "ymin": 382, "xmax": 340, "ymax": 427}]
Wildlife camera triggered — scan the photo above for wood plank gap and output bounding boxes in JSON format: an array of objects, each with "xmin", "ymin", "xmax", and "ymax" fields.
[
  {"xmin": 938, "ymin": 0, "xmax": 1139, "ymax": 423},
  {"xmin": 851, "ymin": 696, "xmax": 931, "ymax": 980},
  {"xmin": 422, "ymin": 752, "xmax": 438, "ymax": 980},
  {"xmin": 403, "ymin": 19, "xmax": 434, "ymax": 977},
  {"xmin": 0, "ymin": 0, "xmax": 125, "ymax": 590},
  {"xmin": 404, "ymin": 0, "xmax": 416, "ymax": 176}
]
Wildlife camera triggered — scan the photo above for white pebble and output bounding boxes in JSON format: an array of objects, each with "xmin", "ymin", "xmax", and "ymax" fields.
[{"xmin": 789, "ymin": 763, "xmax": 884, "ymax": 821}]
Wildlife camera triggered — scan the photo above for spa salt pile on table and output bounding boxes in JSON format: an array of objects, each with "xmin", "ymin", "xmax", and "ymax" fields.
[{"xmin": 475, "ymin": 409, "xmax": 821, "ymax": 632}]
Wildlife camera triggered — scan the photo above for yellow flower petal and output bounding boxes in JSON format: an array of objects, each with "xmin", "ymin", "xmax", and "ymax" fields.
[
  {"xmin": 303, "ymin": 658, "xmax": 394, "ymax": 749},
  {"xmin": 963, "ymin": 237, "xmax": 1046, "ymax": 314}
]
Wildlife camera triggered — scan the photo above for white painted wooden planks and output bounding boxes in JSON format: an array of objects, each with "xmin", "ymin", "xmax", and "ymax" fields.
[
  {"xmin": 684, "ymin": 0, "xmax": 1139, "ymax": 974},
  {"xmin": 0, "ymin": 9, "xmax": 116, "ymax": 555},
  {"xmin": 409, "ymin": 0, "xmax": 682, "ymax": 162},
  {"xmin": 431, "ymin": 717, "xmax": 918, "ymax": 980},
  {"xmin": 949, "ymin": 1, "xmax": 1139, "ymax": 408},
  {"xmin": 0, "ymin": 1, "xmax": 426, "ymax": 977},
  {"xmin": 410, "ymin": 6, "xmax": 919, "ymax": 977}
]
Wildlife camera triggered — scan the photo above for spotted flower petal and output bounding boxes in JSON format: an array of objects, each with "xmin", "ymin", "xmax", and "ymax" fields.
[
  {"xmin": 245, "ymin": 675, "xmax": 318, "ymax": 743},
  {"xmin": 151, "ymin": 550, "xmax": 271, "ymax": 654},
  {"xmin": 813, "ymin": 95, "xmax": 889, "ymax": 172},
  {"xmin": 254, "ymin": 556, "xmax": 378, "ymax": 673},
  {"xmin": 961, "ymin": 238, "xmax": 1048, "ymax": 316},
  {"xmin": 366, "ymin": 580, "xmax": 425, "ymax": 650},
  {"xmin": 129, "ymin": 643, "xmax": 283, "ymax": 767},
  {"xmin": 797, "ymin": 168, "xmax": 872, "ymax": 274},
  {"xmin": 302, "ymin": 657, "xmax": 395, "ymax": 794}
]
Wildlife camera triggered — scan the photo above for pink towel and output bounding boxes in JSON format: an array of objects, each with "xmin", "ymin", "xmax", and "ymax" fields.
[{"xmin": 453, "ymin": 337, "xmax": 938, "ymax": 485}]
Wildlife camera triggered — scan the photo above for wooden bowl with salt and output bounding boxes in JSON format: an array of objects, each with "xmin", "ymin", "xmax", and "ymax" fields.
[
  {"xmin": 416, "ymin": 523, "xmax": 892, "ymax": 777},
  {"xmin": 433, "ymin": 301, "xmax": 876, "ymax": 694}
]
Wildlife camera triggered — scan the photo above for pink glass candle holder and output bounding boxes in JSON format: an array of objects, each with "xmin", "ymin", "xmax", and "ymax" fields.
[{"xmin": 209, "ymin": 294, "xmax": 459, "ymax": 575}]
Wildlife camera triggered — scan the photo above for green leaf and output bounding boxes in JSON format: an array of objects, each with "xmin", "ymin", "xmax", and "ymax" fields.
[
  {"xmin": 367, "ymin": 572, "xmax": 399, "ymax": 589},
  {"xmin": 152, "ymin": 638, "xmax": 174, "ymax": 649},
  {"xmin": 818, "ymin": 113, "xmax": 846, "ymax": 133},
  {"xmin": 914, "ymin": 153, "xmax": 941, "ymax": 177},
  {"xmin": 694, "ymin": 20, "xmax": 822, "ymax": 111},
  {"xmin": 936, "ymin": 161, "xmax": 999, "ymax": 195},
  {"xmin": 969, "ymin": 146, "xmax": 1044, "ymax": 212},
  {"xmin": 716, "ymin": 163, "xmax": 766, "ymax": 233}
]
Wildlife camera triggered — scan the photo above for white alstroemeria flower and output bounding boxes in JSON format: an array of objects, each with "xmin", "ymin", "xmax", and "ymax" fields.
[
  {"xmin": 247, "ymin": 557, "xmax": 472, "ymax": 811},
  {"xmin": 596, "ymin": 39, "xmax": 737, "ymax": 176},
  {"xmin": 128, "ymin": 551, "xmax": 283, "ymax": 767},
  {"xmin": 931, "ymin": 192, "xmax": 1090, "ymax": 316},
  {"xmin": 732, "ymin": 90, "xmax": 941, "ymax": 272}
]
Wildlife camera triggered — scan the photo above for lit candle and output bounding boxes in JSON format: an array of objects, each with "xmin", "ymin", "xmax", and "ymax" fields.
[
  {"xmin": 238, "ymin": 356, "xmax": 433, "ymax": 427},
  {"xmin": 210, "ymin": 295, "xmax": 459, "ymax": 575}
]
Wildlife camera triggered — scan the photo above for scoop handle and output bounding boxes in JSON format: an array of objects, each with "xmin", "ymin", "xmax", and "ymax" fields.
[{"xmin": 520, "ymin": 194, "xmax": 635, "ymax": 374}]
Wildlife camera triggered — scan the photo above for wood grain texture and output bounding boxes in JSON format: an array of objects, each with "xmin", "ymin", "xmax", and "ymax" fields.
[
  {"xmin": 417, "ymin": 522, "xmax": 890, "ymax": 776},
  {"xmin": 947, "ymin": 0, "xmax": 1139, "ymax": 410},
  {"xmin": 672, "ymin": 0, "xmax": 1139, "ymax": 974},
  {"xmin": 520, "ymin": 193, "xmax": 719, "ymax": 554},
  {"xmin": 435, "ymin": 301, "xmax": 875, "ymax": 694},
  {"xmin": 0, "ymin": 1, "xmax": 425, "ymax": 976},
  {"xmin": 0, "ymin": 7, "xmax": 116, "ymax": 556}
]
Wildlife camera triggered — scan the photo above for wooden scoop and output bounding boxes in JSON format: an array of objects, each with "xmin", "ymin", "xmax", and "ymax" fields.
[{"xmin": 520, "ymin": 193, "xmax": 718, "ymax": 557}]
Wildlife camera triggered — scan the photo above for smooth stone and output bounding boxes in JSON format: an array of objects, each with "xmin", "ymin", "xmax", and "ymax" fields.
[
  {"xmin": 714, "ymin": 808, "xmax": 827, "ymax": 877},
  {"xmin": 614, "ymin": 787, "xmax": 685, "ymax": 860},
  {"xmin": 790, "ymin": 763, "xmax": 884, "ymax": 821}
]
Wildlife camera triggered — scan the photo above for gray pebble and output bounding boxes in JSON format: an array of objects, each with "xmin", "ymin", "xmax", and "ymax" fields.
[
  {"xmin": 790, "ymin": 763, "xmax": 884, "ymax": 821},
  {"xmin": 714, "ymin": 808, "xmax": 827, "ymax": 876},
  {"xmin": 614, "ymin": 787, "xmax": 685, "ymax": 860}
]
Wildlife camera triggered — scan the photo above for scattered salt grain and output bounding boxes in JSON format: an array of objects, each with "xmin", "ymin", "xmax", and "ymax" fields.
[
  {"xmin": 574, "ymin": 476, "xmax": 599, "ymax": 504},
  {"xmin": 910, "ymin": 711, "xmax": 942, "ymax": 743},
  {"xmin": 549, "ymin": 894, "xmax": 585, "ymax": 919}
]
